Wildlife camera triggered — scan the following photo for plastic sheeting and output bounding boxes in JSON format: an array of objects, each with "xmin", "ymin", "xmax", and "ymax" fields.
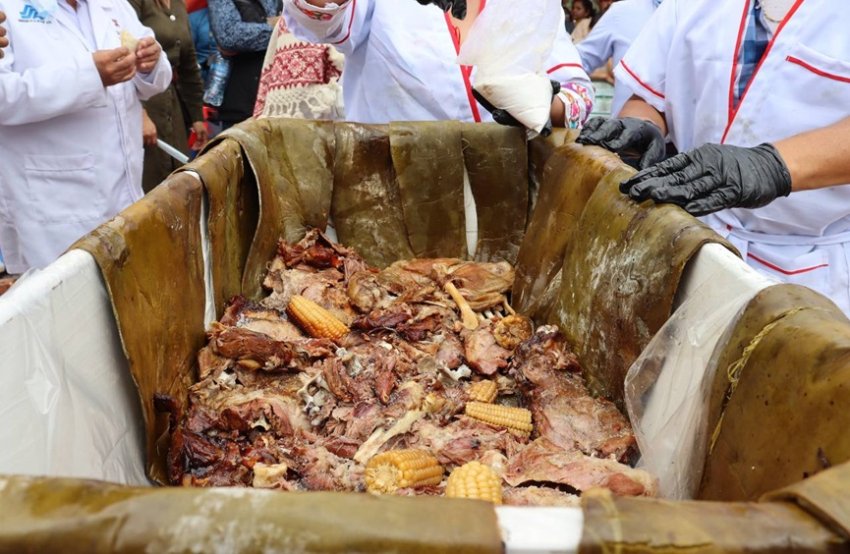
[
  {"xmin": 0, "ymin": 250, "xmax": 148, "ymax": 485},
  {"xmin": 625, "ymin": 244, "xmax": 775, "ymax": 499}
]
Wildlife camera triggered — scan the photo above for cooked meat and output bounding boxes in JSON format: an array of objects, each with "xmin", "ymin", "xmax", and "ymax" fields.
[
  {"xmin": 435, "ymin": 333, "xmax": 464, "ymax": 369},
  {"xmin": 463, "ymin": 324, "xmax": 512, "ymax": 376},
  {"xmin": 352, "ymin": 304, "xmax": 413, "ymax": 331},
  {"xmin": 185, "ymin": 380, "xmax": 312, "ymax": 438},
  {"xmin": 240, "ymin": 316, "xmax": 304, "ymax": 343},
  {"xmin": 293, "ymin": 444, "xmax": 364, "ymax": 492},
  {"xmin": 210, "ymin": 324, "xmax": 295, "ymax": 369},
  {"xmin": 504, "ymin": 438, "xmax": 657, "ymax": 497},
  {"xmin": 410, "ymin": 419, "xmax": 518, "ymax": 468},
  {"xmin": 162, "ymin": 231, "xmax": 657, "ymax": 505},
  {"xmin": 503, "ymin": 486, "xmax": 581, "ymax": 507},
  {"xmin": 513, "ymin": 327, "xmax": 636, "ymax": 460},
  {"xmin": 442, "ymin": 260, "xmax": 514, "ymax": 311},
  {"xmin": 211, "ymin": 323, "xmax": 336, "ymax": 372},
  {"xmin": 197, "ymin": 346, "xmax": 231, "ymax": 380}
]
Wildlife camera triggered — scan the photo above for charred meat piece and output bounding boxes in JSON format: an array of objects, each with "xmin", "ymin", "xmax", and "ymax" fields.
[
  {"xmin": 210, "ymin": 323, "xmax": 335, "ymax": 372},
  {"xmin": 504, "ymin": 438, "xmax": 657, "ymax": 497},
  {"xmin": 210, "ymin": 324, "xmax": 294, "ymax": 369}
]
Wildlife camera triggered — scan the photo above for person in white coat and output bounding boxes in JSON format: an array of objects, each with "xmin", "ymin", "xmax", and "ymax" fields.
[
  {"xmin": 0, "ymin": 0, "xmax": 171, "ymax": 274},
  {"xmin": 576, "ymin": 0, "xmax": 661, "ymax": 117},
  {"xmin": 577, "ymin": 0, "xmax": 850, "ymax": 314},
  {"xmin": 282, "ymin": 0, "xmax": 595, "ymax": 130}
]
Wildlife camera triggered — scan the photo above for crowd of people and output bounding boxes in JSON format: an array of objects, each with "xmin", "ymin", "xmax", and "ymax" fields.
[{"xmin": 1, "ymin": 0, "xmax": 850, "ymax": 315}]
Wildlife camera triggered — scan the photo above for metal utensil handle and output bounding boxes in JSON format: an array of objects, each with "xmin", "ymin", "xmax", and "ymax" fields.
[{"xmin": 156, "ymin": 139, "xmax": 190, "ymax": 165}]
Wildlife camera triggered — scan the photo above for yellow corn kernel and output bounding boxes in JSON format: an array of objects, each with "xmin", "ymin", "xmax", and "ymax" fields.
[
  {"xmin": 365, "ymin": 449, "xmax": 444, "ymax": 494},
  {"xmin": 465, "ymin": 401, "xmax": 533, "ymax": 437},
  {"xmin": 493, "ymin": 315, "xmax": 534, "ymax": 350},
  {"xmin": 467, "ymin": 380, "xmax": 498, "ymax": 404},
  {"xmin": 446, "ymin": 461, "xmax": 502, "ymax": 505},
  {"xmin": 286, "ymin": 295, "xmax": 349, "ymax": 340}
]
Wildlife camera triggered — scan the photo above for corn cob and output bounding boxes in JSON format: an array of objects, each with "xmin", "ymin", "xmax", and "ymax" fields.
[
  {"xmin": 286, "ymin": 295, "xmax": 349, "ymax": 340},
  {"xmin": 467, "ymin": 380, "xmax": 498, "ymax": 404},
  {"xmin": 445, "ymin": 461, "xmax": 502, "ymax": 505},
  {"xmin": 465, "ymin": 401, "xmax": 533, "ymax": 437},
  {"xmin": 493, "ymin": 315, "xmax": 534, "ymax": 350},
  {"xmin": 365, "ymin": 449, "xmax": 444, "ymax": 494}
]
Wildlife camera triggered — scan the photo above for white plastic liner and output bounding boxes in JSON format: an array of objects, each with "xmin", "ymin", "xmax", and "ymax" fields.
[
  {"xmin": 0, "ymin": 249, "xmax": 148, "ymax": 485},
  {"xmin": 625, "ymin": 244, "xmax": 776, "ymax": 499}
]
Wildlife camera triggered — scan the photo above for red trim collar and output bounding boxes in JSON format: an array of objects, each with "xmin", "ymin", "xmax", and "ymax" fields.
[{"xmin": 721, "ymin": 0, "xmax": 805, "ymax": 143}]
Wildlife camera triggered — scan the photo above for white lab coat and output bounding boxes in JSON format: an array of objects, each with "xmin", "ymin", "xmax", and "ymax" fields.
[
  {"xmin": 0, "ymin": 0, "xmax": 171, "ymax": 274},
  {"xmin": 615, "ymin": 0, "xmax": 850, "ymax": 313},
  {"xmin": 283, "ymin": 0, "xmax": 591, "ymax": 125},
  {"xmin": 576, "ymin": 0, "xmax": 658, "ymax": 116}
]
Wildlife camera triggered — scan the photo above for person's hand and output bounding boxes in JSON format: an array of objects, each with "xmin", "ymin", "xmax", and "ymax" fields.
[
  {"xmin": 577, "ymin": 117, "xmax": 666, "ymax": 169},
  {"xmin": 93, "ymin": 48, "xmax": 137, "ymax": 86},
  {"xmin": 191, "ymin": 121, "xmax": 209, "ymax": 151},
  {"xmin": 0, "ymin": 10, "xmax": 8, "ymax": 59},
  {"xmin": 142, "ymin": 111, "xmax": 157, "ymax": 147},
  {"xmin": 414, "ymin": 0, "xmax": 467, "ymax": 19},
  {"xmin": 619, "ymin": 143, "xmax": 793, "ymax": 216},
  {"xmin": 135, "ymin": 37, "xmax": 161, "ymax": 74},
  {"xmin": 472, "ymin": 80, "xmax": 562, "ymax": 137}
]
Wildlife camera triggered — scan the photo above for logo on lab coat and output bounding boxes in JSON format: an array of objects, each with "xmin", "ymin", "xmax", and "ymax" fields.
[{"xmin": 19, "ymin": 4, "xmax": 48, "ymax": 20}]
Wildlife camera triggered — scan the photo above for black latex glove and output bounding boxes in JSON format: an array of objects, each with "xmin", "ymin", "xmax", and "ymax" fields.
[
  {"xmin": 619, "ymin": 143, "xmax": 793, "ymax": 216},
  {"xmin": 415, "ymin": 0, "xmax": 466, "ymax": 19},
  {"xmin": 576, "ymin": 117, "xmax": 666, "ymax": 169},
  {"xmin": 472, "ymin": 80, "xmax": 561, "ymax": 137}
]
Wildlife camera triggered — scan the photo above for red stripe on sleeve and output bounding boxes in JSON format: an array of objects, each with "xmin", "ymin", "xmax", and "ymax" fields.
[
  {"xmin": 547, "ymin": 63, "xmax": 583, "ymax": 74},
  {"xmin": 620, "ymin": 60, "xmax": 665, "ymax": 100}
]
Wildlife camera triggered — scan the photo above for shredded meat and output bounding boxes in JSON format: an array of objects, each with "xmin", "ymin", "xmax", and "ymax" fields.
[
  {"xmin": 513, "ymin": 327, "xmax": 636, "ymax": 461},
  {"xmin": 160, "ymin": 231, "xmax": 657, "ymax": 505},
  {"xmin": 504, "ymin": 438, "xmax": 657, "ymax": 496}
]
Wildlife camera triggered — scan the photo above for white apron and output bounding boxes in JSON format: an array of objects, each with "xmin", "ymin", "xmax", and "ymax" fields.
[
  {"xmin": 616, "ymin": 0, "xmax": 850, "ymax": 312},
  {"xmin": 0, "ymin": 0, "xmax": 171, "ymax": 274}
]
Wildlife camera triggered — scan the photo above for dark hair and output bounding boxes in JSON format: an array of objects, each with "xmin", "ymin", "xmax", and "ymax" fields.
[{"xmin": 575, "ymin": 0, "xmax": 596, "ymax": 17}]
